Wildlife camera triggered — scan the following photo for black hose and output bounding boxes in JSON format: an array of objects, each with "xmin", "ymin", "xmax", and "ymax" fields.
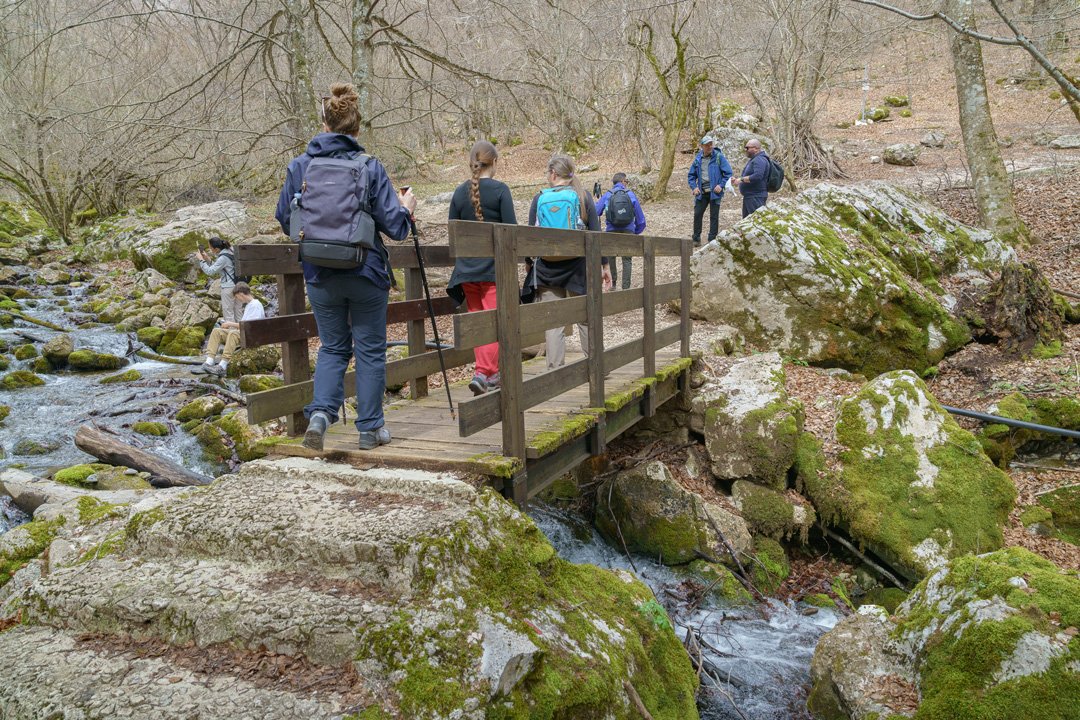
[
  {"xmin": 386, "ymin": 341, "xmax": 453, "ymax": 350},
  {"xmin": 408, "ymin": 217, "xmax": 455, "ymax": 418},
  {"xmin": 942, "ymin": 405, "xmax": 1080, "ymax": 441}
]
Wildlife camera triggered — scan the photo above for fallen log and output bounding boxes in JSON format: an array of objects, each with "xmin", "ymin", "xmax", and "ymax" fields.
[
  {"xmin": 74, "ymin": 424, "xmax": 212, "ymax": 487},
  {"xmin": 8, "ymin": 310, "xmax": 69, "ymax": 332},
  {"xmin": 135, "ymin": 349, "xmax": 205, "ymax": 365}
]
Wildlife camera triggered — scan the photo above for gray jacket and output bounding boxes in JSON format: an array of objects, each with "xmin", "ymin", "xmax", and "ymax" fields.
[{"xmin": 200, "ymin": 250, "xmax": 235, "ymax": 288}]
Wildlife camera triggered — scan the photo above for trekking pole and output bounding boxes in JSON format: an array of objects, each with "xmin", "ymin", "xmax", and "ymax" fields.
[{"xmin": 408, "ymin": 216, "xmax": 455, "ymax": 419}]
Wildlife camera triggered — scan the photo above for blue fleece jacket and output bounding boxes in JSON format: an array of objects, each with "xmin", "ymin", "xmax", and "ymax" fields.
[
  {"xmin": 595, "ymin": 183, "xmax": 647, "ymax": 234},
  {"xmin": 739, "ymin": 152, "xmax": 771, "ymax": 198},
  {"xmin": 275, "ymin": 133, "xmax": 412, "ymax": 288},
  {"xmin": 687, "ymin": 149, "xmax": 733, "ymax": 203}
]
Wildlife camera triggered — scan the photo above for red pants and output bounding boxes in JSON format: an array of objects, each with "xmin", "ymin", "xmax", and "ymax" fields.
[{"xmin": 462, "ymin": 281, "xmax": 498, "ymax": 377}]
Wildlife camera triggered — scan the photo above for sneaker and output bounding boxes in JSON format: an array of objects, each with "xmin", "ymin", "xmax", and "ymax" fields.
[
  {"xmin": 302, "ymin": 411, "xmax": 331, "ymax": 451},
  {"xmin": 358, "ymin": 427, "xmax": 392, "ymax": 450},
  {"xmin": 207, "ymin": 364, "xmax": 226, "ymax": 377},
  {"xmin": 191, "ymin": 362, "xmax": 213, "ymax": 375},
  {"xmin": 486, "ymin": 373, "xmax": 500, "ymax": 391},
  {"xmin": 468, "ymin": 374, "xmax": 488, "ymax": 396},
  {"xmin": 377, "ymin": 427, "xmax": 391, "ymax": 446}
]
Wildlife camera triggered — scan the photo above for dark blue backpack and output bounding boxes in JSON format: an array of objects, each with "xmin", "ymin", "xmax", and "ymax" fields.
[
  {"xmin": 605, "ymin": 188, "xmax": 635, "ymax": 228},
  {"xmin": 289, "ymin": 152, "xmax": 377, "ymax": 269}
]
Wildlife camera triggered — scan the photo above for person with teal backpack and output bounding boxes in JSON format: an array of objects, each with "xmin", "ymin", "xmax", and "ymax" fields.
[{"xmin": 526, "ymin": 154, "xmax": 612, "ymax": 371}]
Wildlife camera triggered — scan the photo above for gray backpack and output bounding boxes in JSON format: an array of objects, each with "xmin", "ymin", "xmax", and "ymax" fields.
[{"xmin": 290, "ymin": 152, "xmax": 377, "ymax": 269}]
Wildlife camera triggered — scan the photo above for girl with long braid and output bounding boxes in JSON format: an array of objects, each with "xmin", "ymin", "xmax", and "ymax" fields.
[{"xmin": 446, "ymin": 141, "xmax": 517, "ymax": 395}]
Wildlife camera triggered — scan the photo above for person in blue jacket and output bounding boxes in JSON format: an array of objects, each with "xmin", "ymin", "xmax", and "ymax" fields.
[
  {"xmin": 687, "ymin": 135, "xmax": 732, "ymax": 246},
  {"xmin": 731, "ymin": 137, "xmax": 770, "ymax": 218},
  {"xmin": 595, "ymin": 173, "xmax": 646, "ymax": 290},
  {"xmin": 275, "ymin": 83, "xmax": 417, "ymax": 452}
]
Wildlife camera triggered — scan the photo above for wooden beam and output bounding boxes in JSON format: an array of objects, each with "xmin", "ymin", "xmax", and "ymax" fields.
[
  {"xmin": 234, "ymin": 242, "xmax": 455, "ymax": 278},
  {"xmin": 449, "ymin": 221, "xmax": 686, "ymax": 259},
  {"xmin": 585, "ymin": 231, "xmax": 605, "ymax": 410},
  {"xmin": 240, "ymin": 297, "xmax": 459, "ymax": 349},
  {"xmin": 494, "ymin": 225, "xmax": 526, "ymax": 479},
  {"xmin": 458, "ymin": 358, "xmax": 589, "ymax": 437},
  {"xmin": 246, "ymin": 346, "xmax": 474, "ymax": 424},
  {"xmin": 405, "ymin": 267, "xmax": 429, "ymax": 399},
  {"xmin": 680, "ymin": 238, "xmax": 692, "ymax": 358},
  {"xmin": 278, "ymin": 272, "xmax": 309, "ymax": 435},
  {"xmin": 643, "ymin": 237, "xmax": 656, "ymax": 418}
]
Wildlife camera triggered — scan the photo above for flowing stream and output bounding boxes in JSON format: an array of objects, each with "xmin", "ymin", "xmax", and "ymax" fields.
[
  {"xmin": 528, "ymin": 504, "xmax": 839, "ymax": 720},
  {"xmin": 0, "ymin": 276, "xmax": 227, "ymax": 482}
]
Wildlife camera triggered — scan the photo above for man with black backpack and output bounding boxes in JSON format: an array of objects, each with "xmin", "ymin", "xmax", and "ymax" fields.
[
  {"xmin": 732, "ymin": 137, "xmax": 778, "ymax": 218},
  {"xmin": 595, "ymin": 173, "xmax": 646, "ymax": 290}
]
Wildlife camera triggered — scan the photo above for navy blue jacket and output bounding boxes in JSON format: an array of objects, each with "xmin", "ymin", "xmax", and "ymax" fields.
[
  {"xmin": 275, "ymin": 133, "xmax": 411, "ymax": 288},
  {"xmin": 739, "ymin": 152, "xmax": 771, "ymax": 198},
  {"xmin": 687, "ymin": 150, "xmax": 733, "ymax": 203},
  {"xmin": 595, "ymin": 183, "xmax": 647, "ymax": 234}
]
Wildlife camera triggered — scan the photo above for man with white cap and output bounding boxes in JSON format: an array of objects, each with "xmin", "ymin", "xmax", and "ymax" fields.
[{"xmin": 687, "ymin": 135, "xmax": 732, "ymax": 246}]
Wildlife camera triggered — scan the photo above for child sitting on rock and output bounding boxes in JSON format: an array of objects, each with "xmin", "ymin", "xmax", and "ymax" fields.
[{"xmin": 192, "ymin": 283, "xmax": 265, "ymax": 377}]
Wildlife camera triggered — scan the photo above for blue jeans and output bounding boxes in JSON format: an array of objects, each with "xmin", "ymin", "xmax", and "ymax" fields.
[{"xmin": 304, "ymin": 273, "xmax": 388, "ymax": 432}]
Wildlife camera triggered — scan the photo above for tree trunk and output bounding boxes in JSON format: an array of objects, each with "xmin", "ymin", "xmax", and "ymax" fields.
[
  {"xmin": 351, "ymin": 0, "xmax": 375, "ymax": 149},
  {"xmin": 946, "ymin": 0, "xmax": 1029, "ymax": 245},
  {"xmin": 74, "ymin": 425, "xmax": 213, "ymax": 488},
  {"xmin": 1024, "ymin": 0, "xmax": 1052, "ymax": 77},
  {"xmin": 284, "ymin": 0, "xmax": 319, "ymax": 147},
  {"xmin": 652, "ymin": 99, "xmax": 685, "ymax": 201}
]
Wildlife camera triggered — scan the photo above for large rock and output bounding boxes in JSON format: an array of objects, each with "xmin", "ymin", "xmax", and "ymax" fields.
[
  {"xmin": 824, "ymin": 371, "xmax": 1015, "ymax": 579},
  {"xmin": 595, "ymin": 460, "xmax": 753, "ymax": 567},
  {"xmin": 1050, "ymin": 134, "xmax": 1080, "ymax": 149},
  {"xmin": 163, "ymin": 292, "xmax": 218, "ymax": 331},
  {"xmin": 689, "ymin": 182, "xmax": 1019, "ymax": 375},
  {"xmin": 731, "ymin": 479, "xmax": 816, "ymax": 543},
  {"xmin": 0, "ymin": 245, "xmax": 30, "ymax": 266},
  {"xmin": 41, "ymin": 335, "xmax": 74, "ymax": 365},
  {"xmin": 226, "ymin": 345, "xmax": 282, "ymax": 377},
  {"xmin": 920, "ymin": 131, "xmax": 947, "ymax": 148},
  {"xmin": 691, "ymin": 353, "xmax": 804, "ymax": 488},
  {"xmin": 809, "ymin": 548, "xmax": 1080, "ymax": 720},
  {"xmin": 709, "ymin": 127, "xmax": 772, "ymax": 165},
  {"xmin": 132, "ymin": 268, "xmax": 176, "ymax": 295},
  {"xmin": 883, "ymin": 143, "xmax": 921, "ymax": 166},
  {"xmin": 0, "ymin": 458, "xmax": 700, "ymax": 719},
  {"xmin": 88, "ymin": 201, "xmax": 255, "ymax": 283}
]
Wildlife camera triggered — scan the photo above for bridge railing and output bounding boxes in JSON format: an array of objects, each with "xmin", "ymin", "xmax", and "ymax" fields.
[
  {"xmin": 447, "ymin": 221, "xmax": 692, "ymax": 499},
  {"xmin": 234, "ymin": 242, "xmax": 469, "ymax": 435}
]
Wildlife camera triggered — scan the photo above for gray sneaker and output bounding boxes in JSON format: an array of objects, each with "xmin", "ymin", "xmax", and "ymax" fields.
[
  {"xmin": 358, "ymin": 427, "xmax": 391, "ymax": 450},
  {"xmin": 486, "ymin": 373, "xmax": 500, "ymax": 391},
  {"xmin": 468, "ymin": 373, "xmax": 488, "ymax": 396},
  {"xmin": 302, "ymin": 411, "xmax": 331, "ymax": 451},
  {"xmin": 207, "ymin": 364, "xmax": 226, "ymax": 377},
  {"xmin": 191, "ymin": 362, "xmax": 213, "ymax": 375}
]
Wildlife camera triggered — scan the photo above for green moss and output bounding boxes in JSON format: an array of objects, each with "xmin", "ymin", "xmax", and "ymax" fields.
[
  {"xmin": 133, "ymin": 421, "xmax": 168, "ymax": 437},
  {"xmin": 0, "ymin": 405, "xmax": 10, "ymax": 423},
  {"xmin": 124, "ymin": 507, "xmax": 165, "ymax": 542},
  {"xmin": 0, "ymin": 355, "xmax": 8, "ymax": 371},
  {"xmin": 237, "ymin": 374, "xmax": 283, "ymax": 394},
  {"xmin": 133, "ymin": 229, "xmax": 209, "ymax": 281},
  {"xmin": 0, "ymin": 201, "xmax": 51, "ymax": 240},
  {"xmin": 805, "ymin": 592, "xmax": 838, "ymax": 609},
  {"xmin": 466, "ymin": 452, "xmax": 522, "ymax": 479},
  {"xmin": 157, "ymin": 327, "xmax": 205, "ymax": 357},
  {"xmin": 835, "ymin": 372, "xmax": 1016, "ymax": 578},
  {"xmin": 1, "ymin": 370, "xmax": 45, "ymax": 389},
  {"xmin": 13, "ymin": 344, "xmax": 37, "ymax": 361},
  {"xmin": 0, "ymin": 515, "xmax": 66, "ymax": 586},
  {"xmin": 858, "ymin": 587, "xmax": 908, "ymax": 614},
  {"xmin": 67, "ymin": 350, "xmax": 126, "ymax": 370},
  {"xmin": 1037, "ymin": 486, "xmax": 1080, "ymax": 545},
  {"xmin": 76, "ymin": 496, "xmax": 126, "ymax": 525},
  {"xmin": 1018, "ymin": 505, "xmax": 1053, "ymax": 528},
  {"xmin": 136, "ymin": 326, "xmax": 164, "ymax": 349},
  {"xmin": 1030, "ymin": 340, "xmax": 1063, "ymax": 359},
  {"xmin": 54, "ymin": 463, "xmax": 114, "ymax": 488},
  {"xmin": 30, "ymin": 356, "xmax": 52, "ymax": 374},
  {"xmin": 528, "ymin": 409, "xmax": 602, "ymax": 457},
  {"xmin": 100, "ymin": 369, "xmax": 142, "ymax": 383},
  {"xmin": 751, "ymin": 536, "xmax": 790, "ymax": 594},
  {"xmin": 685, "ymin": 560, "xmax": 753, "ymax": 605},
  {"xmin": 176, "ymin": 396, "xmax": 225, "ymax": 423},
  {"xmin": 735, "ymin": 481, "xmax": 814, "ymax": 543}
]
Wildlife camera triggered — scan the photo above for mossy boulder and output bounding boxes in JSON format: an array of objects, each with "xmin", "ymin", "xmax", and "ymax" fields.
[
  {"xmin": 0, "ymin": 514, "xmax": 66, "ymax": 586},
  {"xmin": 691, "ymin": 353, "xmax": 804, "ymax": 487},
  {"xmin": 883, "ymin": 143, "xmax": 921, "ymax": 167},
  {"xmin": 136, "ymin": 326, "xmax": 164, "ymax": 349},
  {"xmin": 13, "ymin": 344, "xmax": 37, "ymax": 361},
  {"xmin": 732, "ymin": 480, "xmax": 816, "ymax": 543},
  {"xmin": 863, "ymin": 105, "xmax": 890, "ymax": 121},
  {"xmin": 41, "ymin": 335, "xmax": 74, "ymax": 365},
  {"xmin": 884, "ymin": 95, "xmax": 909, "ymax": 107},
  {"xmin": 0, "ymin": 405, "xmax": 10, "ymax": 423},
  {"xmin": 67, "ymin": 350, "xmax": 127, "ymax": 371},
  {"xmin": 689, "ymin": 183, "xmax": 1001, "ymax": 376},
  {"xmin": 856, "ymin": 586, "xmax": 908, "ymax": 614},
  {"xmin": 750, "ymin": 535, "xmax": 790, "ymax": 594},
  {"xmin": 162, "ymin": 293, "xmax": 217, "ymax": 331},
  {"xmin": 1, "ymin": 370, "xmax": 45, "ymax": 390},
  {"xmin": 128, "ymin": 201, "xmax": 255, "ymax": 283},
  {"xmin": 237, "ymin": 374, "xmax": 284, "ymax": 394},
  {"xmin": 226, "ymin": 345, "xmax": 282, "ymax": 377},
  {"xmin": 1037, "ymin": 486, "xmax": 1080, "ymax": 545},
  {"xmin": 175, "ymin": 396, "xmax": 225, "ymax": 422},
  {"xmin": 131, "ymin": 268, "xmax": 176, "ymax": 295},
  {"xmin": 30, "ymin": 357, "xmax": 52, "ymax": 374},
  {"xmin": 977, "ymin": 392, "xmax": 1080, "ymax": 466},
  {"xmin": 100, "ymin": 369, "xmax": 142, "ymax": 384},
  {"xmin": 683, "ymin": 559, "xmax": 753, "ymax": 605},
  {"xmin": 132, "ymin": 422, "xmax": 168, "ymax": 437},
  {"xmin": 157, "ymin": 326, "xmax": 205, "ymax": 356},
  {"xmin": 0, "ymin": 354, "xmax": 8, "ymax": 371},
  {"xmin": 53, "ymin": 463, "xmax": 116, "ymax": 489},
  {"xmin": 0, "ymin": 200, "xmax": 51, "ymax": 244},
  {"xmin": 829, "ymin": 371, "xmax": 1016, "ymax": 579},
  {"xmin": 810, "ymin": 548, "xmax": 1080, "ymax": 720},
  {"xmin": 13, "ymin": 439, "xmax": 61, "ymax": 456},
  {"xmin": 0, "ymin": 459, "xmax": 701, "ymax": 718},
  {"xmin": 595, "ymin": 460, "xmax": 753, "ymax": 567}
]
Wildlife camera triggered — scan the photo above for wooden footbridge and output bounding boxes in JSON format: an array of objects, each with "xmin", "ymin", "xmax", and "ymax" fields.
[{"xmin": 235, "ymin": 221, "xmax": 694, "ymax": 505}]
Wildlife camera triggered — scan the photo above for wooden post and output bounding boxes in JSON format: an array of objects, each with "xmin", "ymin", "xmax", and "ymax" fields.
[
  {"xmin": 278, "ymin": 272, "xmax": 310, "ymax": 436},
  {"xmin": 405, "ymin": 267, "xmax": 428, "ymax": 399},
  {"xmin": 586, "ymin": 231, "xmax": 606, "ymax": 458},
  {"xmin": 493, "ymin": 225, "xmax": 526, "ymax": 504},
  {"xmin": 642, "ymin": 236, "xmax": 657, "ymax": 418},
  {"xmin": 680, "ymin": 238, "xmax": 692, "ymax": 359}
]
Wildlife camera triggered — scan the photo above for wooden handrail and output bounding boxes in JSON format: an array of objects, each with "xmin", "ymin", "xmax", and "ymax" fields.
[
  {"xmin": 234, "ymin": 242, "xmax": 456, "ymax": 277},
  {"xmin": 449, "ymin": 220, "xmax": 685, "ymax": 259}
]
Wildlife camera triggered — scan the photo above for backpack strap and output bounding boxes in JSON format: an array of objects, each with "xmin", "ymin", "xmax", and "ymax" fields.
[{"xmin": 219, "ymin": 249, "xmax": 235, "ymax": 284}]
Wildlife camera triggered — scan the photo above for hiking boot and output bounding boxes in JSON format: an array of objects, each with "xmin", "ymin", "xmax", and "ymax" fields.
[
  {"xmin": 468, "ymin": 374, "xmax": 488, "ymax": 396},
  {"xmin": 358, "ymin": 427, "xmax": 392, "ymax": 450},
  {"xmin": 486, "ymin": 373, "xmax": 500, "ymax": 391},
  {"xmin": 191, "ymin": 362, "xmax": 213, "ymax": 375},
  {"xmin": 302, "ymin": 411, "xmax": 331, "ymax": 451}
]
